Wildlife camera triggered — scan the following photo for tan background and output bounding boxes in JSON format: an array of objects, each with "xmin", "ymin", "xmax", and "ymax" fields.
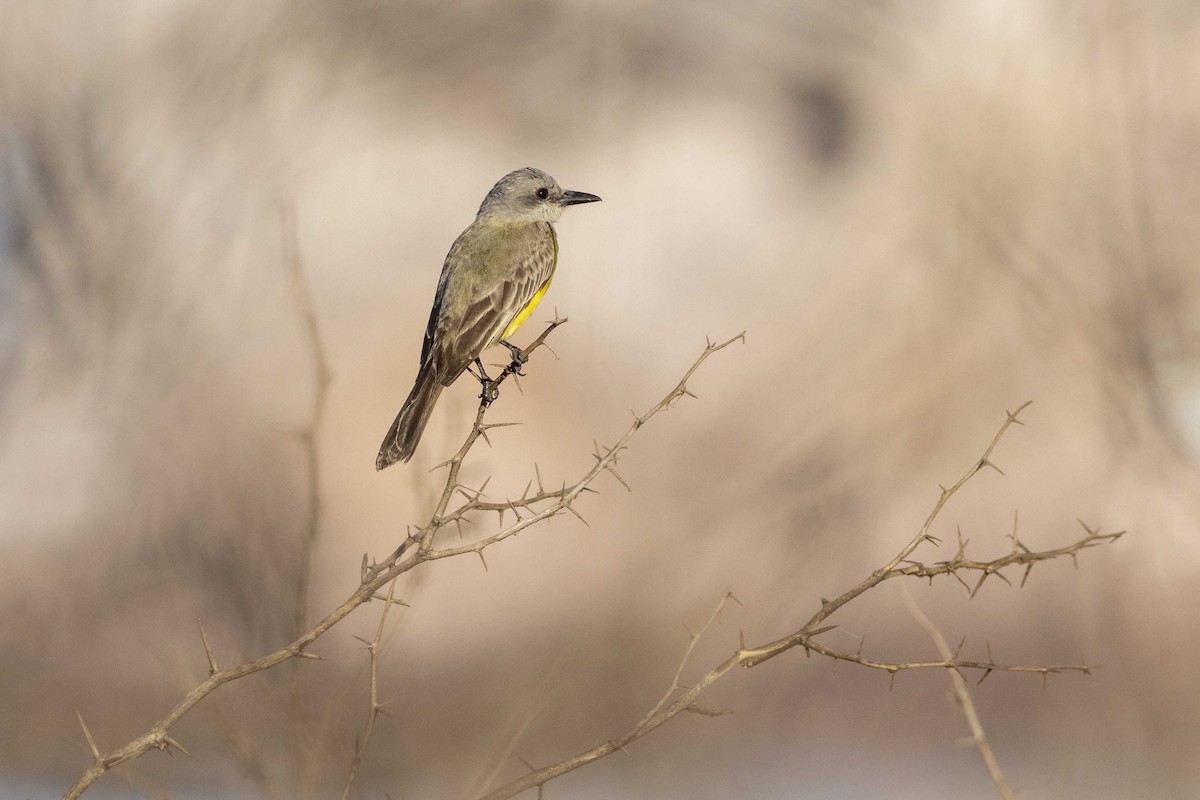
[{"xmin": 1, "ymin": 1, "xmax": 1199, "ymax": 798}]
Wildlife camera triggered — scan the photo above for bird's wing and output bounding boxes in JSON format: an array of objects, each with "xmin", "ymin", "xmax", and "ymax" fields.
[
  {"xmin": 419, "ymin": 242, "xmax": 460, "ymax": 370},
  {"xmin": 432, "ymin": 228, "xmax": 556, "ymax": 382}
]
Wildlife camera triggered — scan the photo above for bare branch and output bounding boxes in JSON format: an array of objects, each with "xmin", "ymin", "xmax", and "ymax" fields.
[
  {"xmin": 633, "ymin": 592, "xmax": 737, "ymax": 735},
  {"xmin": 477, "ymin": 590, "xmax": 748, "ymax": 800},
  {"xmin": 777, "ymin": 636, "xmax": 1090, "ymax": 679},
  {"xmin": 339, "ymin": 580, "xmax": 401, "ymax": 800},
  {"xmin": 739, "ymin": 401, "xmax": 1038, "ymax": 669},
  {"xmin": 901, "ymin": 586, "xmax": 1016, "ymax": 800}
]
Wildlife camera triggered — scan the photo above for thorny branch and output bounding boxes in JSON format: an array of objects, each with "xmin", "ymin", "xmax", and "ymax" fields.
[
  {"xmin": 359, "ymin": 327, "xmax": 747, "ymax": 577},
  {"xmin": 901, "ymin": 586, "xmax": 1015, "ymax": 800},
  {"xmin": 477, "ymin": 402, "xmax": 1123, "ymax": 800},
  {"xmin": 62, "ymin": 322, "xmax": 746, "ymax": 800},
  {"xmin": 733, "ymin": 402, "xmax": 1123, "ymax": 672},
  {"xmin": 339, "ymin": 580, "xmax": 405, "ymax": 800}
]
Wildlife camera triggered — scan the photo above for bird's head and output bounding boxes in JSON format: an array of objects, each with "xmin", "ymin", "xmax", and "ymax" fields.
[{"xmin": 477, "ymin": 167, "xmax": 601, "ymax": 223}]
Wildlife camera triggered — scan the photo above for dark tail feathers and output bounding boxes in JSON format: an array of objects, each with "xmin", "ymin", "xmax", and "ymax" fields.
[{"xmin": 376, "ymin": 364, "xmax": 444, "ymax": 470}]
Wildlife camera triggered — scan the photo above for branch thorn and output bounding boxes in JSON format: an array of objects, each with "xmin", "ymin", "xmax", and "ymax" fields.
[{"xmin": 76, "ymin": 710, "xmax": 101, "ymax": 761}]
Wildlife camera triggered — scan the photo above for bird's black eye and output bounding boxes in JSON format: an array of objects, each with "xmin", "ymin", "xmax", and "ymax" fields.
[{"xmin": 536, "ymin": 187, "xmax": 549, "ymax": 199}]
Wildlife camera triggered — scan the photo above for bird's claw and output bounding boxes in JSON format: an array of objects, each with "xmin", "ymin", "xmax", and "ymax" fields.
[
  {"xmin": 500, "ymin": 340, "xmax": 528, "ymax": 366},
  {"xmin": 480, "ymin": 382, "xmax": 501, "ymax": 407}
]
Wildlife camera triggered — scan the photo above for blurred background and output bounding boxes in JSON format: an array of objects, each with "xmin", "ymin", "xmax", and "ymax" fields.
[{"xmin": 2, "ymin": 1, "xmax": 1199, "ymax": 797}]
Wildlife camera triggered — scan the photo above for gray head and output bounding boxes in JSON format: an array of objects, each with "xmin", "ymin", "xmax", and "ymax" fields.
[{"xmin": 476, "ymin": 167, "xmax": 601, "ymax": 223}]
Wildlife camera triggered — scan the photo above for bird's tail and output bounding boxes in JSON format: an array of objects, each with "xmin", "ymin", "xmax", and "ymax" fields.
[{"xmin": 376, "ymin": 364, "xmax": 444, "ymax": 470}]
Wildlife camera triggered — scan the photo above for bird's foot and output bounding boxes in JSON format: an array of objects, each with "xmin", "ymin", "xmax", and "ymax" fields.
[
  {"xmin": 480, "ymin": 381, "xmax": 501, "ymax": 407},
  {"xmin": 499, "ymin": 339, "xmax": 528, "ymax": 375}
]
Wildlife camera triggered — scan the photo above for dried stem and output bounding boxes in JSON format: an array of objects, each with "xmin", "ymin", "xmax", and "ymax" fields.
[
  {"xmin": 738, "ymin": 402, "xmax": 1063, "ymax": 669},
  {"xmin": 339, "ymin": 580, "xmax": 401, "ymax": 800},
  {"xmin": 635, "ymin": 592, "xmax": 739, "ymax": 734},
  {"xmin": 901, "ymin": 585, "xmax": 1015, "ymax": 800}
]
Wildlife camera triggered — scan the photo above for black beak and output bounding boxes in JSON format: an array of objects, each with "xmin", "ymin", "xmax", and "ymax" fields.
[{"xmin": 559, "ymin": 189, "xmax": 602, "ymax": 206}]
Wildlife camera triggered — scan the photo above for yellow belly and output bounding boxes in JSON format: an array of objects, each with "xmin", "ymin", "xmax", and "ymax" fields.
[{"xmin": 501, "ymin": 277, "xmax": 552, "ymax": 340}]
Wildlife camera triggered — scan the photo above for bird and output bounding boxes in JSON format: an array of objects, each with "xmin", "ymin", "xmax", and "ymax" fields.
[{"xmin": 375, "ymin": 167, "xmax": 601, "ymax": 470}]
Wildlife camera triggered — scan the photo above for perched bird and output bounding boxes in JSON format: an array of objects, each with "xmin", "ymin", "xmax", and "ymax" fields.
[{"xmin": 376, "ymin": 167, "xmax": 601, "ymax": 470}]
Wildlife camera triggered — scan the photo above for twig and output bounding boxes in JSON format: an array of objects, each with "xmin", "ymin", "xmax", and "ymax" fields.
[
  {"xmin": 633, "ymin": 592, "xmax": 738, "ymax": 735},
  {"xmin": 476, "ymin": 592, "xmax": 744, "ymax": 800},
  {"xmin": 901, "ymin": 585, "xmax": 1016, "ymax": 800},
  {"xmin": 738, "ymin": 402, "xmax": 1037, "ymax": 668},
  {"xmin": 467, "ymin": 655, "xmax": 569, "ymax": 797},
  {"xmin": 339, "ymin": 580, "xmax": 400, "ymax": 800}
]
